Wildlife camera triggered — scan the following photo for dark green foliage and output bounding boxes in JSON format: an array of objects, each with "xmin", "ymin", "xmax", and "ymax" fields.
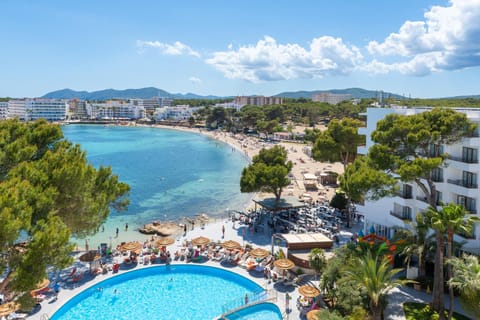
[
  {"xmin": 330, "ymin": 192, "xmax": 347, "ymax": 210},
  {"xmin": 0, "ymin": 119, "xmax": 130, "ymax": 294},
  {"xmin": 240, "ymin": 145, "xmax": 292, "ymax": 202}
]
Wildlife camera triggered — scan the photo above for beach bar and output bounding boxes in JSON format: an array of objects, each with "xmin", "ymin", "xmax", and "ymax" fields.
[{"xmin": 275, "ymin": 233, "xmax": 333, "ymax": 268}]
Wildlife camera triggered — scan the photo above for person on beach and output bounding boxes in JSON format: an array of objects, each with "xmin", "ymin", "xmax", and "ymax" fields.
[
  {"xmin": 183, "ymin": 224, "xmax": 187, "ymax": 236},
  {"xmin": 125, "ymin": 223, "xmax": 128, "ymax": 231},
  {"xmin": 115, "ymin": 227, "xmax": 119, "ymax": 238},
  {"xmin": 222, "ymin": 225, "xmax": 225, "ymax": 238}
]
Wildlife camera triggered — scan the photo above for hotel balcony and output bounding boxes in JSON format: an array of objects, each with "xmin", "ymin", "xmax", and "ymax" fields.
[
  {"xmin": 389, "ymin": 210, "xmax": 412, "ymax": 221},
  {"xmin": 395, "ymin": 191, "xmax": 413, "ymax": 199},
  {"xmin": 445, "ymin": 156, "xmax": 479, "ymax": 172},
  {"xmin": 447, "ymin": 179, "xmax": 478, "ymax": 189}
]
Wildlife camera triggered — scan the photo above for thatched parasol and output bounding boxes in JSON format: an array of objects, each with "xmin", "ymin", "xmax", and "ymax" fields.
[
  {"xmin": 119, "ymin": 241, "xmax": 143, "ymax": 254},
  {"xmin": 154, "ymin": 237, "xmax": 175, "ymax": 247},
  {"xmin": 249, "ymin": 247, "xmax": 269, "ymax": 259},
  {"xmin": 306, "ymin": 309, "xmax": 321, "ymax": 320},
  {"xmin": 191, "ymin": 236, "xmax": 210, "ymax": 247},
  {"xmin": 0, "ymin": 302, "xmax": 20, "ymax": 317},
  {"xmin": 273, "ymin": 258, "xmax": 295, "ymax": 270},
  {"xmin": 298, "ymin": 285, "xmax": 320, "ymax": 298},
  {"xmin": 79, "ymin": 250, "xmax": 101, "ymax": 262},
  {"xmin": 222, "ymin": 240, "xmax": 241, "ymax": 250},
  {"xmin": 30, "ymin": 278, "xmax": 50, "ymax": 296}
]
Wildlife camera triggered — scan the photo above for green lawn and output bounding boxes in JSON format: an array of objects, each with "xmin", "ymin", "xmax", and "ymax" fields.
[{"xmin": 404, "ymin": 302, "xmax": 472, "ymax": 320}]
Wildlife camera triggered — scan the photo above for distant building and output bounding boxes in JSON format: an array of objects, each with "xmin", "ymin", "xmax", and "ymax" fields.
[
  {"xmin": 7, "ymin": 99, "xmax": 67, "ymax": 121},
  {"xmin": 87, "ymin": 100, "xmax": 145, "ymax": 120},
  {"xmin": 153, "ymin": 105, "xmax": 200, "ymax": 121},
  {"xmin": 214, "ymin": 102, "xmax": 243, "ymax": 111},
  {"xmin": 312, "ymin": 93, "xmax": 351, "ymax": 105},
  {"xmin": 0, "ymin": 101, "xmax": 8, "ymax": 120},
  {"xmin": 68, "ymin": 99, "xmax": 88, "ymax": 120},
  {"xmin": 234, "ymin": 96, "xmax": 283, "ymax": 106}
]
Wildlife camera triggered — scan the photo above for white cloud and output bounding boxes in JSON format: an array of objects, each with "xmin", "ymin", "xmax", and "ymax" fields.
[
  {"xmin": 189, "ymin": 76, "xmax": 201, "ymax": 84},
  {"xmin": 137, "ymin": 40, "xmax": 200, "ymax": 57},
  {"xmin": 366, "ymin": 0, "xmax": 480, "ymax": 75},
  {"xmin": 205, "ymin": 36, "xmax": 362, "ymax": 82}
]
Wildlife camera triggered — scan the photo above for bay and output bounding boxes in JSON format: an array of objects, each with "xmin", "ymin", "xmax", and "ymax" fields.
[{"xmin": 62, "ymin": 125, "xmax": 251, "ymax": 246}]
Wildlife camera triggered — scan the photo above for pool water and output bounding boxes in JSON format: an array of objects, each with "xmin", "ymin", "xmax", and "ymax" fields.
[
  {"xmin": 226, "ymin": 303, "xmax": 282, "ymax": 320},
  {"xmin": 51, "ymin": 265, "xmax": 262, "ymax": 320}
]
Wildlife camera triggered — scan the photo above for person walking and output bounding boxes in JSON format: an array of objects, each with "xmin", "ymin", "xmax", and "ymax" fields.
[
  {"xmin": 115, "ymin": 227, "xmax": 119, "ymax": 238},
  {"xmin": 125, "ymin": 223, "xmax": 128, "ymax": 232},
  {"xmin": 222, "ymin": 225, "xmax": 225, "ymax": 238}
]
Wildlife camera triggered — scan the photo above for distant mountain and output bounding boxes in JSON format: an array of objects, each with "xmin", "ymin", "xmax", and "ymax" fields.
[
  {"xmin": 42, "ymin": 87, "xmax": 226, "ymax": 100},
  {"xmin": 274, "ymin": 88, "xmax": 404, "ymax": 100},
  {"xmin": 444, "ymin": 95, "xmax": 480, "ymax": 99}
]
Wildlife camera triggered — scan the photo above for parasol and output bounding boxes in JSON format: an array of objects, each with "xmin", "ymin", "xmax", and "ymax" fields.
[
  {"xmin": 273, "ymin": 258, "xmax": 295, "ymax": 270},
  {"xmin": 222, "ymin": 240, "xmax": 241, "ymax": 250},
  {"xmin": 191, "ymin": 236, "xmax": 210, "ymax": 247},
  {"xmin": 119, "ymin": 241, "xmax": 143, "ymax": 254},
  {"xmin": 0, "ymin": 302, "xmax": 20, "ymax": 317},
  {"xmin": 154, "ymin": 237, "xmax": 175, "ymax": 247},
  {"xmin": 249, "ymin": 247, "xmax": 269, "ymax": 259},
  {"xmin": 298, "ymin": 285, "xmax": 320, "ymax": 298}
]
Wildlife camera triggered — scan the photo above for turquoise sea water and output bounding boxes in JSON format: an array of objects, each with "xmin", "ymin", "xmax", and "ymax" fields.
[
  {"xmin": 62, "ymin": 125, "xmax": 251, "ymax": 245},
  {"xmin": 50, "ymin": 265, "xmax": 263, "ymax": 320}
]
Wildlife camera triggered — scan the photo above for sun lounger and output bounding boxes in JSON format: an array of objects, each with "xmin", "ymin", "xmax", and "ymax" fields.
[{"xmin": 61, "ymin": 267, "xmax": 77, "ymax": 280}]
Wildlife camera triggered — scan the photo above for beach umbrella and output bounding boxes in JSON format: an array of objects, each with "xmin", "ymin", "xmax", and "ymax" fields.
[
  {"xmin": 298, "ymin": 285, "xmax": 320, "ymax": 298},
  {"xmin": 273, "ymin": 258, "xmax": 295, "ymax": 270},
  {"xmin": 30, "ymin": 278, "xmax": 50, "ymax": 297},
  {"xmin": 79, "ymin": 250, "xmax": 102, "ymax": 270},
  {"xmin": 249, "ymin": 247, "xmax": 269, "ymax": 259},
  {"xmin": 119, "ymin": 241, "xmax": 143, "ymax": 254},
  {"xmin": 191, "ymin": 236, "xmax": 210, "ymax": 247},
  {"xmin": 0, "ymin": 302, "xmax": 20, "ymax": 317},
  {"xmin": 154, "ymin": 237, "xmax": 175, "ymax": 248},
  {"xmin": 222, "ymin": 240, "xmax": 241, "ymax": 250},
  {"xmin": 306, "ymin": 309, "xmax": 321, "ymax": 320}
]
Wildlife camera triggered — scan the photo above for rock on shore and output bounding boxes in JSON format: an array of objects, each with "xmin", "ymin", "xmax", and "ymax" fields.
[{"xmin": 139, "ymin": 221, "xmax": 181, "ymax": 236}]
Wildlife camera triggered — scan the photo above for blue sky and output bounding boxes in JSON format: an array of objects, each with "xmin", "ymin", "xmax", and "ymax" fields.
[{"xmin": 1, "ymin": 0, "xmax": 479, "ymax": 98}]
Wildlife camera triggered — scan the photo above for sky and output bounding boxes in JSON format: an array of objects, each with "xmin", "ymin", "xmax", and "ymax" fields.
[{"xmin": 1, "ymin": 0, "xmax": 480, "ymax": 99}]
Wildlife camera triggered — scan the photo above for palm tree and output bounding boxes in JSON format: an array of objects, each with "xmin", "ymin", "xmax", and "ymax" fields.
[
  {"xmin": 448, "ymin": 254, "xmax": 480, "ymax": 319},
  {"xmin": 424, "ymin": 204, "xmax": 479, "ymax": 320},
  {"xmin": 343, "ymin": 251, "xmax": 410, "ymax": 320},
  {"xmin": 392, "ymin": 214, "xmax": 430, "ymax": 278},
  {"xmin": 309, "ymin": 248, "xmax": 327, "ymax": 281}
]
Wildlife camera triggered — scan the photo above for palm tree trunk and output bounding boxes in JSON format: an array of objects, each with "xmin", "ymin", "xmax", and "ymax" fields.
[
  {"xmin": 370, "ymin": 301, "xmax": 383, "ymax": 320},
  {"xmin": 432, "ymin": 232, "xmax": 446, "ymax": 320},
  {"xmin": 447, "ymin": 231, "xmax": 454, "ymax": 320}
]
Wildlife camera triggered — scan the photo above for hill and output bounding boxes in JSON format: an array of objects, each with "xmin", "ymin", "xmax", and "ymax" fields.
[
  {"xmin": 274, "ymin": 88, "xmax": 404, "ymax": 99},
  {"xmin": 42, "ymin": 87, "xmax": 224, "ymax": 100}
]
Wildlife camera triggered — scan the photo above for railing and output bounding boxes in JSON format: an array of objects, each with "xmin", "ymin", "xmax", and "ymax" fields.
[
  {"xmin": 447, "ymin": 179, "xmax": 478, "ymax": 189},
  {"xmin": 447, "ymin": 155, "xmax": 479, "ymax": 164},
  {"xmin": 394, "ymin": 191, "xmax": 413, "ymax": 199},
  {"xmin": 416, "ymin": 196, "xmax": 429, "ymax": 203},
  {"xmin": 389, "ymin": 211, "xmax": 412, "ymax": 221},
  {"xmin": 220, "ymin": 289, "xmax": 275, "ymax": 318}
]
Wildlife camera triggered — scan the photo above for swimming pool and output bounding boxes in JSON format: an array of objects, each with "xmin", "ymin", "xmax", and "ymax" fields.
[
  {"xmin": 51, "ymin": 265, "xmax": 263, "ymax": 320},
  {"xmin": 225, "ymin": 302, "xmax": 282, "ymax": 320}
]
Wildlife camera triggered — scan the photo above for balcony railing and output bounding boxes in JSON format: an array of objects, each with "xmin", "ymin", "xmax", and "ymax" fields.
[
  {"xmin": 447, "ymin": 155, "xmax": 479, "ymax": 164},
  {"xmin": 395, "ymin": 191, "xmax": 413, "ymax": 199},
  {"xmin": 390, "ymin": 211, "xmax": 412, "ymax": 221},
  {"xmin": 447, "ymin": 179, "xmax": 478, "ymax": 189}
]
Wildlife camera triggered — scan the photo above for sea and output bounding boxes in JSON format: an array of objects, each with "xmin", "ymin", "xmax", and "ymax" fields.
[{"xmin": 62, "ymin": 125, "xmax": 251, "ymax": 247}]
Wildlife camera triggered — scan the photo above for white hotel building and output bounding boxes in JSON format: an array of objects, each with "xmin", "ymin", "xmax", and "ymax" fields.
[
  {"xmin": 357, "ymin": 107, "xmax": 480, "ymax": 253},
  {"xmin": 7, "ymin": 99, "xmax": 67, "ymax": 121}
]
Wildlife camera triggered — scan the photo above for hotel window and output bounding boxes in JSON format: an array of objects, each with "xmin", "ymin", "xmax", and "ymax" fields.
[
  {"xmin": 462, "ymin": 171, "xmax": 477, "ymax": 188},
  {"xmin": 430, "ymin": 144, "xmax": 443, "ymax": 157},
  {"xmin": 431, "ymin": 167, "xmax": 443, "ymax": 182},
  {"xmin": 435, "ymin": 191, "xmax": 442, "ymax": 206},
  {"xmin": 462, "ymin": 147, "xmax": 478, "ymax": 163},
  {"xmin": 457, "ymin": 195, "xmax": 476, "ymax": 214}
]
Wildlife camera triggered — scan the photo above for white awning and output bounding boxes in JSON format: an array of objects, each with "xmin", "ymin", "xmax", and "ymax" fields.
[{"xmin": 303, "ymin": 173, "xmax": 317, "ymax": 180}]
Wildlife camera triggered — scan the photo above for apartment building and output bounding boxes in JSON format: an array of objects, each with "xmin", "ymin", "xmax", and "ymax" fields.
[
  {"xmin": 312, "ymin": 93, "xmax": 351, "ymax": 105},
  {"xmin": 153, "ymin": 105, "xmax": 200, "ymax": 121},
  {"xmin": 68, "ymin": 99, "xmax": 88, "ymax": 120},
  {"xmin": 357, "ymin": 107, "xmax": 480, "ymax": 252},
  {"xmin": 234, "ymin": 96, "xmax": 283, "ymax": 106},
  {"xmin": 87, "ymin": 101, "xmax": 145, "ymax": 120},
  {"xmin": 7, "ymin": 99, "xmax": 67, "ymax": 121},
  {"xmin": 0, "ymin": 102, "xmax": 8, "ymax": 119}
]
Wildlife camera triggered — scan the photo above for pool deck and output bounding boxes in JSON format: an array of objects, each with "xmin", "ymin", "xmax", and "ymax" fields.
[{"xmin": 28, "ymin": 216, "xmax": 320, "ymax": 320}]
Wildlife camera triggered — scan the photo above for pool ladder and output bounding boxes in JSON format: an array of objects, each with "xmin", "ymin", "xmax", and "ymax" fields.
[{"xmin": 40, "ymin": 314, "xmax": 50, "ymax": 320}]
